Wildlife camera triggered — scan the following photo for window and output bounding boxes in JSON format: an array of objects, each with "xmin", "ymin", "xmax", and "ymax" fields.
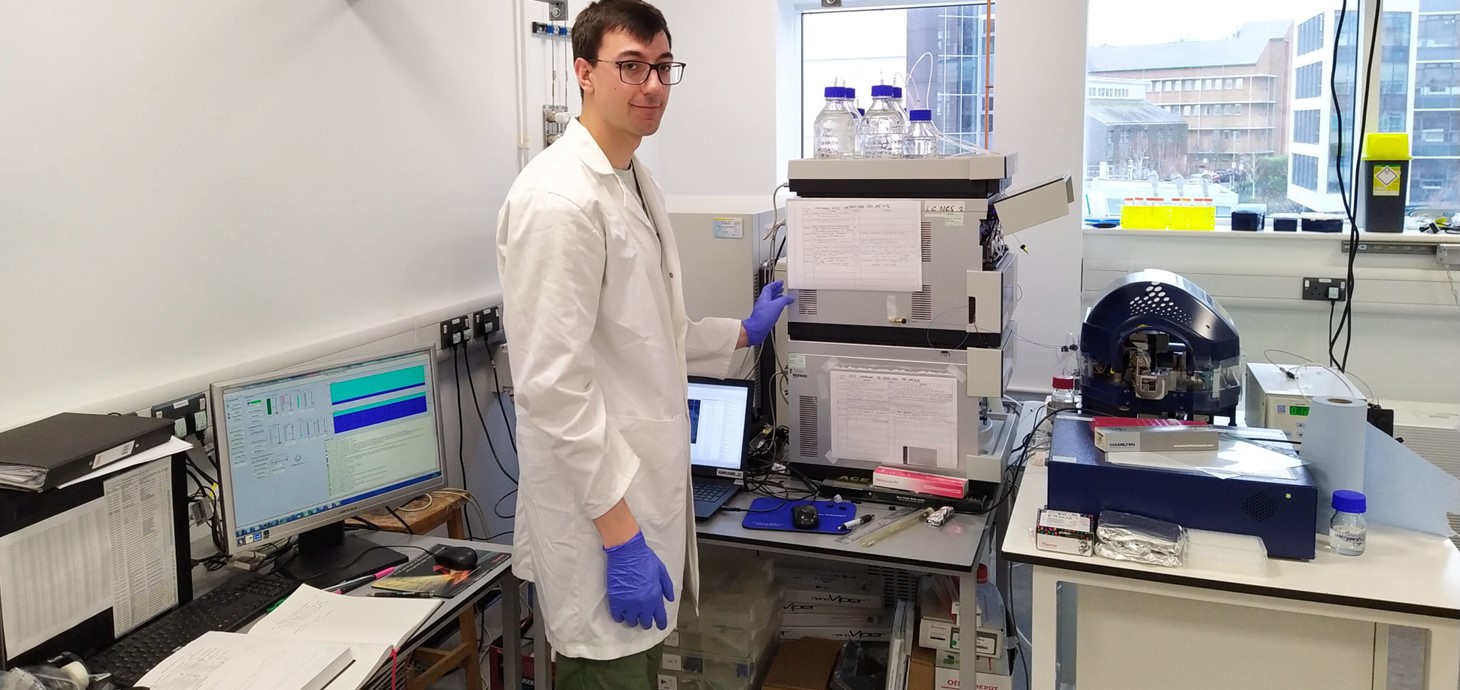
[
  {"xmin": 1416, "ymin": 63, "xmax": 1460, "ymax": 110},
  {"xmin": 1298, "ymin": 14, "xmax": 1325, "ymax": 55},
  {"xmin": 1293, "ymin": 154, "xmax": 1319, "ymax": 190},
  {"xmin": 1167, "ymin": 80, "xmax": 1177, "ymax": 91},
  {"xmin": 1294, "ymin": 109, "xmax": 1321, "ymax": 144},
  {"xmin": 1296, "ymin": 63, "xmax": 1323, "ymax": 99},
  {"xmin": 1412, "ymin": 111, "xmax": 1460, "ymax": 157},
  {"xmin": 1411, "ymin": 160, "xmax": 1460, "ymax": 205},
  {"xmin": 1418, "ymin": 14, "xmax": 1460, "ymax": 61},
  {"xmin": 1087, "ymin": 2, "xmax": 1363, "ymax": 216},
  {"xmin": 801, "ymin": 4, "xmax": 995, "ymax": 156}
]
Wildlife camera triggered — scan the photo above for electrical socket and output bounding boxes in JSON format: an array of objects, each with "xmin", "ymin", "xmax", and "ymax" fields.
[
  {"xmin": 1302, "ymin": 277, "xmax": 1348, "ymax": 302},
  {"xmin": 151, "ymin": 392, "xmax": 209, "ymax": 437},
  {"xmin": 543, "ymin": 105, "xmax": 568, "ymax": 147},
  {"xmin": 472, "ymin": 306, "xmax": 504, "ymax": 341},
  {"xmin": 439, "ymin": 315, "xmax": 471, "ymax": 350}
]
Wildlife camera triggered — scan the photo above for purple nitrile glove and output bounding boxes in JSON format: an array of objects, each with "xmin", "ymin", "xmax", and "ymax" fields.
[
  {"xmin": 603, "ymin": 531, "xmax": 675, "ymax": 630},
  {"xmin": 742, "ymin": 280, "xmax": 796, "ymax": 346}
]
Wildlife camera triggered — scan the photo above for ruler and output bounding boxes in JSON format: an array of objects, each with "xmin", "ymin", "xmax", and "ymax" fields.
[{"xmin": 835, "ymin": 507, "xmax": 927, "ymax": 546}]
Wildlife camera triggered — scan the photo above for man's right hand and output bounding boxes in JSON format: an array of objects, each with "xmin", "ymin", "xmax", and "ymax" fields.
[{"xmin": 603, "ymin": 531, "xmax": 675, "ymax": 630}]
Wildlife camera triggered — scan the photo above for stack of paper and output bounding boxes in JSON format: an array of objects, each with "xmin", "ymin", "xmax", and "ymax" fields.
[{"xmin": 137, "ymin": 585, "xmax": 441, "ymax": 690}]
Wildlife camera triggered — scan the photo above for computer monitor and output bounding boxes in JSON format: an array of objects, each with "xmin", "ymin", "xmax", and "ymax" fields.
[
  {"xmin": 687, "ymin": 377, "xmax": 753, "ymax": 478},
  {"xmin": 211, "ymin": 345, "xmax": 447, "ymax": 584}
]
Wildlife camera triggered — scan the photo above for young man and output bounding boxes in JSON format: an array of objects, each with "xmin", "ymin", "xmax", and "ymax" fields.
[{"xmin": 494, "ymin": 1, "xmax": 794, "ymax": 687}]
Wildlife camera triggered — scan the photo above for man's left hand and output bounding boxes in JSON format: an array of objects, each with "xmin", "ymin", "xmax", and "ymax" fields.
[{"xmin": 742, "ymin": 280, "xmax": 795, "ymax": 347}]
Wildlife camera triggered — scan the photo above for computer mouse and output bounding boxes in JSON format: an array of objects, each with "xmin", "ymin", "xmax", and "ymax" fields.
[
  {"xmin": 791, "ymin": 504, "xmax": 819, "ymax": 530},
  {"xmin": 433, "ymin": 546, "xmax": 479, "ymax": 572}
]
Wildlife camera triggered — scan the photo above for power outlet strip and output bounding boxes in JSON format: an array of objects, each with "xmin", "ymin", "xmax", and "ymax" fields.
[{"xmin": 543, "ymin": 105, "xmax": 568, "ymax": 147}]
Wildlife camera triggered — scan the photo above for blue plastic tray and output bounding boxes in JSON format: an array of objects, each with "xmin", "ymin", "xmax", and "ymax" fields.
[{"xmin": 740, "ymin": 498, "xmax": 856, "ymax": 534}]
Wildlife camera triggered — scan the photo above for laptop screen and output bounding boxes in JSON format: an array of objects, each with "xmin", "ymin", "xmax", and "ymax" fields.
[{"xmin": 687, "ymin": 377, "xmax": 753, "ymax": 474}]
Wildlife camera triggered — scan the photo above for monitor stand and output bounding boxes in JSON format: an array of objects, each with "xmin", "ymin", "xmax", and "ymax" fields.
[{"xmin": 289, "ymin": 521, "xmax": 409, "ymax": 588}]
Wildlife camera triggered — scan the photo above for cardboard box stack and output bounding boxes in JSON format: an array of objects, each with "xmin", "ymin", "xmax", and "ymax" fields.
[
  {"xmin": 775, "ymin": 568, "xmax": 892, "ymax": 643},
  {"xmin": 914, "ymin": 566, "xmax": 1013, "ymax": 690},
  {"xmin": 659, "ymin": 551, "xmax": 781, "ymax": 690}
]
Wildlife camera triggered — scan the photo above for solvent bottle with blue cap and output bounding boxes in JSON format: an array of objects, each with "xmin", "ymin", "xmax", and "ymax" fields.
[{"xmin": 1329, "ymin": 490, "xmax": 1367, "ymax": 556}]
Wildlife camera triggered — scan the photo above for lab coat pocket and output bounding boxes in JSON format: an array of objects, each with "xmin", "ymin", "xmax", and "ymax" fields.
[{"xmin": 612, "ymin": 413, "xmax": 689, "ymax": 524}]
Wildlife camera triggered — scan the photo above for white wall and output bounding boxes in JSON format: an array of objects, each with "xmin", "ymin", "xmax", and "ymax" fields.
[
  {"xmin": 0, "ymin": 1, "xmax": 514, "ymax": 428},
  {"xmin": 988, "ymin": 0, "xmax": 1090, "ymax": 391},
  {"xmin": 641, "ymin": 0, "xmax": 782, "ymax": 195}
]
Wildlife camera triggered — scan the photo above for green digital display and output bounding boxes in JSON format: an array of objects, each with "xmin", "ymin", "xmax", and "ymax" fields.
[{"xmin": 1289, "ymin": 405, "xmax": 1310, "ymax": 417}]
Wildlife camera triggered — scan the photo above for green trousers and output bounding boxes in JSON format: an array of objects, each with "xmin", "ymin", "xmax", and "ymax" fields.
[{"xmin": 555, "ymin": 642, "xmax": 665, "ymax": 690}]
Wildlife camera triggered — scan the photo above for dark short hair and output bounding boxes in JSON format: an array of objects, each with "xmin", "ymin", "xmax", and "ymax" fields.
[{"xmin": 572, "ymin": 0, "xmax": 672, "ymax": 62}]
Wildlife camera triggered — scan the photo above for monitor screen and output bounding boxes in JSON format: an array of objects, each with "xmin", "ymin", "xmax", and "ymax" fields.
[
  {"xmin": 687, "ymin": 378, "xmax": 752, "ymax": 472},
  {"xmin": 214, "ymin": 347, "xmax": 446, "ymax": 552}
]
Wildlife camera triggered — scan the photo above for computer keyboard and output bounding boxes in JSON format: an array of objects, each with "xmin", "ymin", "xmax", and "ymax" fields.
[
  {"xmin": 88, "ymin": 571, "xmax": 300, "ymax": 687},
  {"xmin": 693, "ymin": 482, "xmax": 735, "ymax": 503}
]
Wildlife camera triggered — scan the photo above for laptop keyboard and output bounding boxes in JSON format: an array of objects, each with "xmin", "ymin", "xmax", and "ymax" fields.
[{"xmin": 693, "ymin": 482, "xmax": 735, "ymax": 503}]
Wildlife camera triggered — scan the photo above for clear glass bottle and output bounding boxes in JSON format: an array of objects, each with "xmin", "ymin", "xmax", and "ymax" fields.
[
  {"xmin": 813, "ymin": 86, "xmax": 856, "ymax": 159},
  {"xmin": 1329, "ymin": 490, "xmax": 1367, "ymax": 556},
  {"xmin": 1051, "ymin": 333, "xmax": 1081, "ymax": 408},
  {"xmin": 891, "ymin": 85, "xmax": 910, "ymax": 121},
  {"xmin": 859, "ymin": 84, "xmax": 907, "ymax": 159},
  {"xmin": 902, "ymin": 109, "xmax": 938, "ymax": 158}
]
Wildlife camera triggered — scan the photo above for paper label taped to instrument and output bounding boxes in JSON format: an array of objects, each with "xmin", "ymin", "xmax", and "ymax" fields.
[{"xmin": 712, "ymin": 217, "xmax": 744, "ymax": 239}]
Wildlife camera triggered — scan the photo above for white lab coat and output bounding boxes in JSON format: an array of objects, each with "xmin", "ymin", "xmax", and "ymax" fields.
[{"xmin": 495, "ymin": 119, "xmax": 741, "ymax": 660}]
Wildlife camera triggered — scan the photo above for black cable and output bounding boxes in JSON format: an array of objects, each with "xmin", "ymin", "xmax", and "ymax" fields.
[
  {"xmin": 463, "ymin": 344, "xmax": 520, "ymax": 486},
  {"xmin": 494, "ymin": 489, "xmax": 518, "ymax": 519},
  {"xmin": 348, "ymin": 516, "xmax": 383, "ymax": 530},
  {"xmin": 983, "ymin": 405, "xmax": 1077, "ymax": 516},
  {"xmin": 487, "ymin": 530, "xmax": 514, "ymax": 542},
  {"xmin": 484, "ymin": 344, "xmax": 518, "ymax": 452},
  {"xmin": 1329, "ymin": 1, "xmax": 1355, "ymax": 370},
  {"xmin": 1342, "ymin": 0, "xmax": 1381, "ymax": 372},
  {"xmin": 385, "ymin": 506, "xmax": 414, "ymax": 535},
  {"xmin": 451, "ymin": 345, "xmax": 483, "ymax": 540},
  {"xmin": 1327, "ymin": 301, "xmax": 1338, "ymax": 367},
  {"xmin": 1327, "ymin": 0, "xmax": 1381, "ymax": 372}
]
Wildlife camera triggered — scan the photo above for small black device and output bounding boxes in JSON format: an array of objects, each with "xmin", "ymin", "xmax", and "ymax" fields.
[
  {"xmin": 86, "ymin": 572, "xmax": 300, "ymax": 687},
  {"xmin": 688, "ymin": 377, "xmax": 755, "ymax": 520},
  {"xmin": 791, "ymin": 504, "xmax": 820, "ymax": 530},
  {"xmin": 433, "ymin": 545, "xmax": 479, "ymax": 571}
]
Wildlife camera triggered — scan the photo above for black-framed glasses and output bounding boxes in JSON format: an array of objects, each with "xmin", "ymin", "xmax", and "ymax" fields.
[{"xmin": 587, "ymin": 58, "xmax": 686, "ymax": 86}]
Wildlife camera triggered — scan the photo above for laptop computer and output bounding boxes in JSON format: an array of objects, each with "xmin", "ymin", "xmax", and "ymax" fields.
[{"xmin": 688, "ymin": 376, "xmax": 754, "ymax": 520}]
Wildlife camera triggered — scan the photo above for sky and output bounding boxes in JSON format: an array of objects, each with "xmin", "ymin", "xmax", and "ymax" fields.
[{"xmin": 1088, "ymin": 0, "xmax": 1337, "ymax": 46}]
